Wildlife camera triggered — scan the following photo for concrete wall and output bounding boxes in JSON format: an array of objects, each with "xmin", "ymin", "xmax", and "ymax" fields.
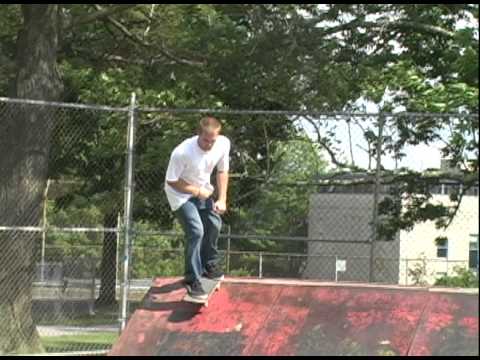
[{"xmin": 304, "ymin": 193, "xmax": 399, "ymax": 283}]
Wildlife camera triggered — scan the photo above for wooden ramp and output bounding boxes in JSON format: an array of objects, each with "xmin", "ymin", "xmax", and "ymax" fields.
[{"xmin": 109, "ymin": 277, "xmax": 478, "ymax": 356}]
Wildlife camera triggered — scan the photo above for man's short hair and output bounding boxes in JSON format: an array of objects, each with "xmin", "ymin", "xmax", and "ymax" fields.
[{"xmin": 198, "ymin": 116, "xmax": 222, "ymax": 134}]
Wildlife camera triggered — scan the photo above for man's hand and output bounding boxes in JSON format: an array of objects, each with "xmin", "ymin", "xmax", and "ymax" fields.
[
  {"xmin": 197, "ymin": 187, "xmax": 213, "ymax": 200},
  {"xmin": 214, "ymin": 200, "xmax": 227, "ymax": 214}
]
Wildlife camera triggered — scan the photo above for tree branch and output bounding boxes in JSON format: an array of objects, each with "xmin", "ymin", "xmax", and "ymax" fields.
[
  {"xmin": 388, "ymin": 20, "xmax": 456, "ymax": 38},
  {"xmin": 143, "ymin": 4, "xmax": 156, "ymax": 39},
  {"xmin": 105, "ymin": 54, "xmax": 169, "ymax": 66},
  {"xmin": 303, "ymin": 116, "xmax": 352, "ymax": 169},
  {"xmin": 157, "ymin": 43, "xmax": 206, "ymax": 67},
  {"xmin": 92, "ymin": 4, "xmax": 205, "ymax": 67},
  {"xmin": 70, "ymin": 4, "xmax": 139, "ymax": 28},
  {"xmin": 354, "ymin": 119, "xmax": 373, "ymax": 169},
  {"xmin": 444, "ymin": 188, "xmax": 465, "ymax": 228},
  {"xmin": 312, "ymin": 18, "xmax": 456, "ymax": 39},
  {"xmin": 347, "ymin": 119, "xmax": 355, "ymax": 167}
]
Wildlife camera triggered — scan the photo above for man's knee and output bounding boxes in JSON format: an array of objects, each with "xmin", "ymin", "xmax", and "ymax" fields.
[{"xmin": 189, "ymin": 225, "xmax": 204, "ymax": 242}]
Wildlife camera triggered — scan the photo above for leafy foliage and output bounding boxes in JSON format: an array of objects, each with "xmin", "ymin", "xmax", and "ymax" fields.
[{"xmin": 435, "ymin": 266, "xmax": 479, "ymax": 288}]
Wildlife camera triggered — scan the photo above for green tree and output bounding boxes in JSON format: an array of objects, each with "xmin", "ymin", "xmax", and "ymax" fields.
[{"xmin": 226, "ymin": 134, "xmax": 328, "ymax": 276}]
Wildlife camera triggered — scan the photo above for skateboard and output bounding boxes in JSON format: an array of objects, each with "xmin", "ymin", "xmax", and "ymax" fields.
[{"xmin": 183, "ymin": 277, "xmax": 221, "ymax": 307}]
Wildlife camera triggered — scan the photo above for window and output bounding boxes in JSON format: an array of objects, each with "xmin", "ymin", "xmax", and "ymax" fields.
[
  {"xmin": 436, "ymin": 238, "xmax": 448, "ymax": 258},
  {"xmin": 469, "ymin": 238, "xmax": 478, "ymax": 271}
]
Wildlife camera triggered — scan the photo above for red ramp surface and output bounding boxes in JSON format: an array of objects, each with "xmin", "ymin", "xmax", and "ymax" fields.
[{"xmin": 109, "ymin": 278, "xmax": 478, "ymax": 356}]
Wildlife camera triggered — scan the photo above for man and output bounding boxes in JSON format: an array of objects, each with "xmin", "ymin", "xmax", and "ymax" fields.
[{"xmin": 164, "ymin": 116, "xmax": 230, "ymax": 300}]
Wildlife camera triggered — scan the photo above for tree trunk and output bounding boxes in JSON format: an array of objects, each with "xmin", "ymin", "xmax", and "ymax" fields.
[
  {"xmin": 0, "ymin": 5, "xmax": 62, "ymax": 354},
  {"xmin": 95, "ymin": 212, "xmax": 119, "ymax": 306}
]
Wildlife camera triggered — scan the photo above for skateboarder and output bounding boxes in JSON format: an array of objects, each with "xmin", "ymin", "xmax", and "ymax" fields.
[{"xmin": 164, "ymin": 116, "xmax": 230, "ymax": 300}]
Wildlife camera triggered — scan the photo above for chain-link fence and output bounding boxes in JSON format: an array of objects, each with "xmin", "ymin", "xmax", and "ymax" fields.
[
  {"xmin": 1, "ymin": 96, "xmax": 478, "ymax": 355},
  {"xmin": 0, "ymin": 98, "xmax": 130, "ymax": 355}
]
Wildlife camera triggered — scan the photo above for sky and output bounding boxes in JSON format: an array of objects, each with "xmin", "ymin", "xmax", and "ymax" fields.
[
  {"xmin": 298, "ymin": 100, "xmax": 448, "ymax": 172},
  {"xmin": 295, "ymin": 6, "xmax": 477, "ymax": 172}
]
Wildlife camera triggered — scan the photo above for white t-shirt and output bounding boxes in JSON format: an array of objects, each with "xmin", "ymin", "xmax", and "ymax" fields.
[{"xmin": 164, "ymin": 135, "xmax": 231, "ymax": 211}]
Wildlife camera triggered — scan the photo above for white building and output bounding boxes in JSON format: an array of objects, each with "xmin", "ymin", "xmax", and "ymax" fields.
[{"xmin": 399, "ymin": 187, "xmax": 478, "ymax": 285}]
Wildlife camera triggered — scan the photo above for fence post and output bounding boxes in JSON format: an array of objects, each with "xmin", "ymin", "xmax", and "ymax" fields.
[
  {"xmin": 259, "ymin": 252, "xmax": 263, "ymax": 279},
  {"xmin": 335, "ymin": 255, "xmax": 338, "ymax": 282},
  {"xmin": 470, "ymin": 233, "xmax": 479, "ymax": 279},
  {"xmin": 226, "ymin": 225, "xmax": 231, "ymax": 274},
  {"xmin": 369, "ymin": 114, "xmax": 384, "ymax": 283},
  {"xmin": 120, "ymin": 93, "xmax": 137, "ymax": 332},
  {"xmin": 477, "ymin": 234, "xmax": 479, "ymax": 278},
  {"xmin": 116, "ymin": 212, "xmax": 121, "ymax": 287},
  {"xmin": 405, "ymin": 259, "xmax": 409, "ymax": 285},
  {"xmin": 89, "ymin": 257, "xmax": 96, "ymax": 315},
  {"xmin": 41, "ymin": 179, "xmax": 51, "ymax": 283}
]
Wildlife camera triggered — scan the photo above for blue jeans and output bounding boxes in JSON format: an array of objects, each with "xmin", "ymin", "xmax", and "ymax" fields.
[{"xmin": 175, "ymin": 197, "xmax": 222, "ymax": 283}]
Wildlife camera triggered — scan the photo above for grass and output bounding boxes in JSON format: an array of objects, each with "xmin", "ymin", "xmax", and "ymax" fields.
[
  {"xmin": 37, "ymin": 300, "xmax": 144, "ymax": 326},
  {"xmin": 36, "ymin": 301, "xmax": 145, "ymax": 354},
  {"xmin": 37, "ymin": 309, "xmax": 118, "ymax": 327},
  {"xmin": 38, "ymin": 315, "xmax": 117, "ymax": 327},
  {"xmin": 33, "ymin": 298, "xmax": 146, "ymax": 354},
  {"xmin": 41, "ymin": 332, "xmax": 118, "ymax": 354}
]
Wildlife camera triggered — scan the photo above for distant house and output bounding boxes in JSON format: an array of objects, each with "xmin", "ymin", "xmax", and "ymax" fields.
[
  {"xmin": 399, "ymin": 185, "xmax": 478, "ymax": 284},
  {"xmin": 304, "ymin": 168, "xmax": 479, "ymax": 285}
]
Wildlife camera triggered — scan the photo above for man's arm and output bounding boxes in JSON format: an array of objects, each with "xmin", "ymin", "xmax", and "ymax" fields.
[
  {"xmin": 214, "ymin": 171, "xmax": 229, "ymax": 214},
  {"xmin": 167, "ymin": 179, "xmax": 212, "ymax": 200}
]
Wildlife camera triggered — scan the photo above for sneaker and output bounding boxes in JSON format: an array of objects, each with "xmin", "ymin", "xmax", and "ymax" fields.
[
  {"xmin": 185, "ymin": 279, "xmax": 208, "ymax": 300},
  {"xmin": 204, "ymin": 263, "xmax": 225, "ymax": 281}
]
